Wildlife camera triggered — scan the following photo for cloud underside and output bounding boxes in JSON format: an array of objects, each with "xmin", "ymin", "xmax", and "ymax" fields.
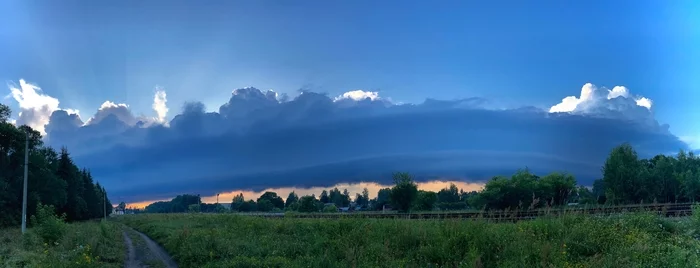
[{"xmin": 6, "ymin": 80, "xmax": 689, "ymax": 202}]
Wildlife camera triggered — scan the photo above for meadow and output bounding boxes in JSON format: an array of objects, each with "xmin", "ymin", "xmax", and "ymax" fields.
[
  {"xmin": 117, "ymin": 211, "xmax": 700, "ymax": 268},
  {"xmin": 0, "ymin": 220, "xmax": 124, "ymax": 268}
]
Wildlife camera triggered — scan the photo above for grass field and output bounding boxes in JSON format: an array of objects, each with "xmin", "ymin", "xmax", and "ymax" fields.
[
  {"xmin": 0, "ymin": 220, "xmax": 125, "ymax": 268},
  {"xmin": 117, "ymin": 212, "xmax": 700, "ymax": 268}
]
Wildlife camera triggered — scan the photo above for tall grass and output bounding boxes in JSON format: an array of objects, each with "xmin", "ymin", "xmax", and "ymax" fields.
[
  {"xmin": 117, "ymin": 212, "xmax": 700, "ymax": 268},
  {"xmin": 0, "ymin": 220, "xmax": 125, "ymax": 268}
]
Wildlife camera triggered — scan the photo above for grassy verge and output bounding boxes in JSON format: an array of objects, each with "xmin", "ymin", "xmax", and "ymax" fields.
[
  {"xmin": 0, "ymin": 220, "xmax": 125, "ymax": 268},
  {"xmin": 117, "ymin": 213, "xmax": 700, "ymax": 268}
]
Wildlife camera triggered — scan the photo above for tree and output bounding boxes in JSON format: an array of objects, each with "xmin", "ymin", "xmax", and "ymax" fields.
[
  {"xmin": 238, "ymin": 200, "xmax": 257, "ymax": 212},
  {"xmin": 414, "ymin": 190, "xmax": 437, "ymax": 211},
  {"xmin": 591, "ymin": 179, "xmax": 606, "ymax": 204},
  {"xmin": 257, "ymin": 192, "xmax": 284, "ymax": 210},
  {"xmin": 0, "ymin": 105, "xmax": 111, "ymax": 226},
  {"xmin": 679, "ymin": 170, "xmax": 700, "ymax": 202},
  {"xmin": 298, "ymin": 195, "xmax": 318, "ymax": 213},
  {"xmin": 0, "ymin": 103, "xmax": 10, "ymax": 123},
  {"xmin": 437, "ymin": 183, "xmax": 460, "ymax": 203},
  {"xmin": 188, "ymin": 203, "xmax": 200, "ymax": 213},
  {"xmin": 342, "ymin": 189, "xmax": 351, "ymax": 207},
  {"xmin": 362, "ymin": 188, "xmax": 370, "ymax": 204},
  {"xmin": 354, "ymin": 193, "xmax": 368, "ymax": 208},
  {"xmin": 145, "ymin": 201, "xmax": 171, "ymax": 213},
  {"xmin": 257, "ymin": 199, "xmax": 274, "ymax": 212},
  {"xmin": 319, "ymin": 190, "xmax": 330, "ymax": 203},
  {"xmin": 80, "ymin": 170, "xmax": 101, "ymax": 219},
  {"xmin": 538, "ymin": 172, "xmax": 576, "ymax": 206},
  {"xmin": 389, "ymin": 172, "xmax": 418, "ymax": 212},
  {"xmin": 436, "ymin": 183, "xmax": 466, "ymax": 210},
  {"xmin": 603, "ymin": 143, "xmax": 643, "ymax": 204},
  {"xmin": 372, "ymin": 188, "xmax": 392, "ymax": 210},
  {"xmin": 285, "ymin": 191, "xmax": 299, "ymax": 208},
  {"xmin": 328, "ymin": 188, "xmax": 349, "ymax": 207},
  {"xmin": 230, "ymin": 193, "xmax": 245, "ymax": 211},
  {"xmin": 170, "ymin": 194, "xmax": 201, "ymax": 213},
  {"xmin": 56, "ymin": 147, "xmax": 87, "ymax": 221}
]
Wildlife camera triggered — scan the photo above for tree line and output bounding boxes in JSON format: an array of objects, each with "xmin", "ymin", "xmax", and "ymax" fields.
[
  {"xmin": 221, "ymin": 144, "xmax": 700, "ymax": 213},
  {"xmin": 139, "ymin": 143, "xmax": 699, "ymax": 213},
  {"xmin": 0, "ymin": 104, "xmax": 113, "ymax": 227},
  {"xmin": 143, "ymin": 194, "xmax": 227, "ymax": 213}
]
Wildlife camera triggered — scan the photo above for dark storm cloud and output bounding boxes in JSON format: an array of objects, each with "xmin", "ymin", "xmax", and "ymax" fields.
[{"xmin": 38, "ymin": 86, "xmax": 689, "ymax": 203}]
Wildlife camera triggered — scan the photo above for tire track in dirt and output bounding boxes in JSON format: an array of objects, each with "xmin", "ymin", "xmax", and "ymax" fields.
[{"xmin": 123, "ymin": 227, "xmax": 177, "ymax": 268}]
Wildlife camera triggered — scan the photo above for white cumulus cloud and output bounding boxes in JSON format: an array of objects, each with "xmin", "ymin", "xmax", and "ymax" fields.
[
  {"xmin": 152, "ymin": 87, "xmax": 168, "ymax": 123},
  {"xmin": 334, "ymin": 90, "xmax": 381, "ymax": 102},
  {"xmin": 549, "ymin": 83, "xmax": 653, "ymax": 113},
  {"xmin": 7, "ymin": 79, "xmax": 77, "ymax": 135},
  {"xmin": 85, "ymin": 100, "xmax": 137, "ymax": 126}
]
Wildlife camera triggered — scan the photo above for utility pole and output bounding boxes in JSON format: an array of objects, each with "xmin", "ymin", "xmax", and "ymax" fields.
[
  {"xmin": 216, "ymin": 193, "xmax": 219, "ymax": 204},
  {"xmin": 21, "ymin": 131, "xmax": 28, "ymax": 234}
]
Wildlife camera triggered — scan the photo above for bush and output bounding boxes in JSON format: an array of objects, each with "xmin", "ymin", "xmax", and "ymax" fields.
[
  {"xmin": 692, "ymin": 204, "xmax": 700, "ymax": 236},
  {"xmin": 323, "ymin": 204, "xmax": 338, "ymax": 213},
  {"xmin": 30, "ymin": 203, "xmax": 66, "ymax": 244}
]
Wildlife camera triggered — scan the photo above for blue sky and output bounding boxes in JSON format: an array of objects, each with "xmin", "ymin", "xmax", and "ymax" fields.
[
  {"xmin": 1, "ymin": 1, "xmax": 697, "ymax": 202},
  {"xmin": 1, "ymin": 1, "xmax": 698, "ymax": 142}
]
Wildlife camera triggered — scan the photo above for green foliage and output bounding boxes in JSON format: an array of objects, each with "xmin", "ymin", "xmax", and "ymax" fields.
[
  {"xmin": 239, "ymin": 200, "xmax": 257, "ymax": 212},
  {"xmin": 371, "ymin": 188, "xmax": 392, "ymax": 210},
  {"xmin": 0, "ymin": 103, "xmax": 10, "ymax": 123},
  {"xmin": 538, "ymin": 172, "xmax": 576, "ymax": 205},
  {"xmin": 284, "ymin": 191, "xmax": 299, "ymax": 208},
  {"xmin": 188, "ymin": 204, "xmax": 201, "ymax": 213},
  {"xmin": 323, "ymin": 204, "xmax": 338, "ymax": 213},
  {"xmin": 389, "ymin": 172, "xmax": 418, "ymax": 212},
  {"xmin": 319, "ymin": 190, "xmax": 329, "ymax": 203},
  {"xmin": 327, "ymin": 188, "xmax": 350, "ymax": 207},
  {"xmin": 230, "ymin": 193, "xmax": 245, "ymax": 211},
  {"xmin": 116, "ymin": 212, "xmax": 700, "ymax": 268},
  {"xmin": 603, "ymin": 143, "xmax": 642, "ymax": 203},
  {"xmin": 297, "ymin": 195, "xmax": 318, "ymax": 213},
  {"xmin": 257, "ymin": 192, "xmax": 284, "ymax": 210},
  {"xmin": 413, "ymin": 190, "xmax": 437, "ymax": 211},
  {"xmin": 0, "ymin": 105, "xmax": 111, "ymax": 227},
  {"xmin": 30, "ymin": 203, "xmax": 66, "ymax": 244},
  {"xmin": 599, "ymin": 144, "xmax": 700, "ymax": 204},
  {"xmin": 145, "ymin": 194, "xmax": 201, "ymax": 213},
  {"xmin": 1, "ymin": 220, "xmax": 125, "ymax": 267},
  {"xmin": 257, "ymin": 199, "xmax": 274, "ymax": 212}
]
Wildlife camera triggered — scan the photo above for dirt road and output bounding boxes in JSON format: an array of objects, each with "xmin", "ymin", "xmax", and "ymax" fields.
[{"xmin": 122, "ymin": 227, "xmax": 177, "ymax": 268}]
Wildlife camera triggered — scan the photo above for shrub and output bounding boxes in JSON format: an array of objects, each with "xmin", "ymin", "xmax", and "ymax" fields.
[
  {"xmin": 692, "ymin": 204, "xmax": 700, "ymax": 236},
  {"xmin": 30, "ymin": 203, "xmax": 66, "ymax": 244},
  {"xmin": 323, "ymin": 205, "xmax": 338, "ymax": 213}
]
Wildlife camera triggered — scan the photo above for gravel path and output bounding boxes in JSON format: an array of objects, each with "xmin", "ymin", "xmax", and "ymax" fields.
[{"xmin": 123, "ymin": 227, "xmax": 177, "ymax": 268}]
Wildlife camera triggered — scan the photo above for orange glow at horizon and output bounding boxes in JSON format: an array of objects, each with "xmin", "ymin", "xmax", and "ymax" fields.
[{"xmin": 126, "ymin": 180, "xmax": 485, "ymax": 209}]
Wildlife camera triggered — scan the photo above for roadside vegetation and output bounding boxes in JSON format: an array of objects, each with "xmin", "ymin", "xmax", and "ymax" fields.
[
  {"xmin": 117, "ymin": 210, "xmax": 700, "ymax": 268},
  {"xmin": 0, "ymin": 204, "xmax": 124, "ymax": 267}
]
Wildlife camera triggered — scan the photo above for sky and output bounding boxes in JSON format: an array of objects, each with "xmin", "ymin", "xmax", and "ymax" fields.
[{"xmin": 1, "ymin": 1, "xmax": 698, "ymax": 204}]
